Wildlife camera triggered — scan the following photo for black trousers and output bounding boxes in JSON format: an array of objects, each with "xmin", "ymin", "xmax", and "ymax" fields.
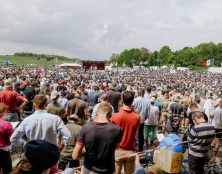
[
  {"xmin": 138, "ymin": 123, "xmax": 144, "ymax": 151},
  {"xmin": 188, "ymin": 154, "xmax": 208, "ymax": 174},
  {"xmin": 58, "ymin": 156, "xmax": 79, "ymax": 170},
  {"xmin": 0, "ymin": 150, "xmax": 12, "ymax": 174}
]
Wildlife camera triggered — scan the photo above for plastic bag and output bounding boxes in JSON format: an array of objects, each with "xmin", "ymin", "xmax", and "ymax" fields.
[{"xmin": 159, "ymin": 134, "xmax": 184, "ymax": 153}]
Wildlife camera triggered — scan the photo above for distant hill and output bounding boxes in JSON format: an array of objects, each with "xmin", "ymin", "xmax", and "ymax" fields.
[{"xmin": 0, "ymin": 52, "xmax": 81, "ymax": 66}]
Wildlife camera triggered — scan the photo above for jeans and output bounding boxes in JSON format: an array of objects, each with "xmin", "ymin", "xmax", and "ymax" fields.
[
  {"xmin": 3, "ymin": 112, "xmax": 18, "ymax": 122},
  {"xmin": 0, "ymin": 150, "xmax": 12, "ymax": 174},
  {"xmin": 188, "ymin": 154, "xmax": 208, "ymax": 174}
]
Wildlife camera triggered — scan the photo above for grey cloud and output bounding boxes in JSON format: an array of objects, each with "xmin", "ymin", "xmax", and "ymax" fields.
[{"xmin": 1, "ymin": 0, "xmax": 222, "ymax": 59}]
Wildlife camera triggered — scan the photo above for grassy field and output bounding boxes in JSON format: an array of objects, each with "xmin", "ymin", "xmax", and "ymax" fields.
[{"xmin": 0, "ymin": 55, "xmax": 79, "ymax": 67}]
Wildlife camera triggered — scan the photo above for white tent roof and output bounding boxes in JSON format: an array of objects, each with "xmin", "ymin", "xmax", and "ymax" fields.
[
  {"xmin": 207, "ymin": 67, "xmax": 222, "ymax": 73},
  {"xmin": 161, "ymin": 65, "xmax": 168, "ymax": 69},
  {"xmin": 177, "ymin": 67, "xmax": 189, "ymax": 71},
  {"xmin": 58, "ymin": 63, "xmax": 81, "ymax": 67}
]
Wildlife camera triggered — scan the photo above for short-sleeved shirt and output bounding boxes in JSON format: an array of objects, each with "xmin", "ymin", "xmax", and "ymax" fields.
[
  {"xmin": 77, "ymin": 122, "xmax": 122, "ymax": 174},
  {"xmin": 88, "ymin": 91, "xmax": 99, "ymax": 107},
  {"xmin": 61, "ymin": 123, "xmax": 82, "ymax": 158},
  {"xmin": 145, "ymin": 105, "xmax": 159, "ymax": 125},
  {"xmin": 107, "ymin": 90, "xmax": 121, "ymax": 113},
  {"xmin": 67, "ymin": 98, "xmax": 87, "ymax": 121},
  {"xmin": 0, "ymin": 118, "xmax": 14, "ymax": 148},
  {"xmin": 46, "ymin": 102, "xmax": 65, "ymax": 118},
  {"xmin": 111, "ymin": 108, "xmax": 140, "ymax": 151},
  {"xmin": 212, "ymin": 107, "xmax": 222, "ymax": 129},
  {"xmin": 0, "ymin": 88, "xmax": 25, "ymax": 112}
]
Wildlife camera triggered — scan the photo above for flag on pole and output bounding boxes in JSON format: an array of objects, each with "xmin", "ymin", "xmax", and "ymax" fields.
[{"xmin": 203, "ymin": 58, "xmax": 214, "ymax": 67}]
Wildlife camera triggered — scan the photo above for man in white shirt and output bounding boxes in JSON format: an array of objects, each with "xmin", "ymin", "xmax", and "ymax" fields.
[{"xmin": 10, "ymin": 94, "xmax": 71, "ymax": 147}]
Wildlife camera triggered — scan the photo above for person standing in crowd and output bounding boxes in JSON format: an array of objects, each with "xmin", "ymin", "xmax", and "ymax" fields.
[
  {"xmin": 10, "ymin": 94, "xmax": 71, "ymax": 147},
  {"xmin": 0, "ymin": 103, "xmax": 14, "ymax": 174},
  {"xmin": 58, "ymin": 91, "xmax": 68, "ymax": 108},
  {"xmin": 107, "ymin": 83, "xmax": 121, "ymax": 113},
  {"xmin": 144, "ymin": 84, "xmax": 152, "ymax": 100},
  {"xmin": 203, "ymin": 92, "xmax": 214, "ymax": 123},
  {"xmin": 22, "ymin": 86, "xmax": 35, "ymax": 118},
  {"xmin": 58, "ymin": 114, "xmax": 82, "ymax": 170},
  {"xmin": 72, "ymin": 102, "xmax": 122, "ymax": 174},
  {"xmin": 144, "ymin": 97, "xmax": 159, "ymax": 147},
  {"xmin": 211, "ymin": 99, "xmax": 222, "ymax": 153},
  {"xmin": 167, "ymin": 95, "xmax": 184, "ymax": 133},
  {"xmin": 87, "ymin": 85, "xmax": 99, "ymax": 115},
  {"xmin": 160, "ymin": 93, "xmax": 171, "ymax": 130},
  {"xmin": 66, "ymin": 91, "xmax": 88, "ymax": 125},
  {"xmin": 0, "ymin": 79, "xmax": 28, "ymax": 122},
  {"xmin": 111, "ymin": 91, "xmax": 140, "ymax": 174},
  {"xmin": 188, "ymin": 111, "xmax": 215, "ymax": 174},
  {"xmin": 187, "ymin": 103, "xmax": 208, "ymax": 127},
  {"xmin": 46, "ymin": 90, "xmax": 65, "ymax": 119},
  {"xmin": 91, "ymin": 93, "xmax": 113, "ymax": 120},
  {"xmin": 133, "ymin": 88, "xmax": 150, "ymax": 151}
]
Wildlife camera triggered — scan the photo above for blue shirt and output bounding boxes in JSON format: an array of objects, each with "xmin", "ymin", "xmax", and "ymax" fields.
[
  {"xmin": 10, "ymin": 110, "xmax": 71, "ymax": 146},
  {"xmin": 133, "ymin": 96, "xmax": 150, "ymax": 124},
  {"xmin": 134, "ymin": 164, "xmax": 147, "ymax": 174}
]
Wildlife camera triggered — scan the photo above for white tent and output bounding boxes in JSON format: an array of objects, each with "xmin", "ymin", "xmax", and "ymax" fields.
[
  {"xmin": 58, "ymin": 63, "xmax": 81, "ymax": 68},
  {"xmin": 161, "ymin": 65, "xmax": 168, "ymax": 69},
  {"xmin": 149, "ymin": 66, "xmax": 159, "ymax": 70},
  {"xmin": 177, "ymin": 67, "xmax": 189, "ymax": 71},
  {"xmin": 207, "ymin": 67, "xmax": 222, "ymax": 73}
]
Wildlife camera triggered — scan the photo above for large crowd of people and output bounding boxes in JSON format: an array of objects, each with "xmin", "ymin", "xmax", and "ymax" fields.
[{"xmin": 0, "ymin": 66, "xmax": 221, "ymax": 174}]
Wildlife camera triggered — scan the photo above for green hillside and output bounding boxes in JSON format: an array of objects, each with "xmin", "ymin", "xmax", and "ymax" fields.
[{"xmin": 0, "ymin": 53, "xmax": 81, "ymax": 67}]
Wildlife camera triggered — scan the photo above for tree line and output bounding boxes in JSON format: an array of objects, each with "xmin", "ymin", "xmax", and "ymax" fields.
[
  {"xmin": 14, "ymin": 52, "xmax": 81, "ymax": 62},
  {"xmin": 108, "ymin": 42, "xmax": 222, "ymax": 69}
]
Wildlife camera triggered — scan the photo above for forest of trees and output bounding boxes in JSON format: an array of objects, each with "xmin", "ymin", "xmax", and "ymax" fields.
[{"xmin": 108, "ymin": 42, "xmax": 222, "ymax": 70}]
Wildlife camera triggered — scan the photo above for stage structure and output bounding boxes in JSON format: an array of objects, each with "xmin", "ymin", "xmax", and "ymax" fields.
[{"xmin": 82, "ymin": 60, "xmax": 105, "ymax": 70}]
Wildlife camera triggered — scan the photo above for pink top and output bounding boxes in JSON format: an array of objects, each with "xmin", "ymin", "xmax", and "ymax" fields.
[{"xmin": 0, "ymin": 118, "xmax": 14, "ymax": 147}]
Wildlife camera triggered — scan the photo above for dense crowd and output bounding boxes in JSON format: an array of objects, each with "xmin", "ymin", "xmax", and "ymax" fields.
[{"xmin": 0, "ymin": 66, "xmax": 221, "ymax": 174}]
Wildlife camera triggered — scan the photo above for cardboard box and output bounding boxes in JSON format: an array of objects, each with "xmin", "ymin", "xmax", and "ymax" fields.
[{"xmin": 153, "ymin": 148, "xmax": 183, "ymax": 173}]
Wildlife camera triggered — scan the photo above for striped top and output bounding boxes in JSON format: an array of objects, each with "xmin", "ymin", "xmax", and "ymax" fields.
[{"xmin": 188, "ymin": 123, "xmax": 215, "ymax": 157}]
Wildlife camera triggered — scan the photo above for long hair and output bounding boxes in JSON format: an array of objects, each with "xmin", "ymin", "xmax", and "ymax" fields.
[{"xmin": 11, "ymin": 159, "xmax": 45, "ymax": 174}]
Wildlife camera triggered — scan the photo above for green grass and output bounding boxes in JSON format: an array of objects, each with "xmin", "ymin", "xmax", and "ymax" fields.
[{"xmin": 0, "ymin": 55, "xmax": 79, "ymax": 67}]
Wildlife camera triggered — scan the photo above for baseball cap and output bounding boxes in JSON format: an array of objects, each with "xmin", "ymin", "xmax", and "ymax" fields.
[
  {"xmin": 109, "ymin": 82, "xmax": 117, "ymax": 89},
  {"xmin": 25, "ymin": 140, "xmax": 60, "ymax": 170},
  {"xmin": 50, "ymin": 90, "xmax": 59, "ymax": 100},
  {"xmin": 69, "ymin": 114, "xmax": 79, "ymax": 120},
  {"xmin": 4, "ymin": 79, "xmax": 13, "ymax": 88},
  {"xmin": 150, "ymin": 97, "xmax": 156, "ymax": 103}
]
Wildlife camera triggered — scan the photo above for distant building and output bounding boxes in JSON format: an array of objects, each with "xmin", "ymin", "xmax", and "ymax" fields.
[{"xmin": 82, "ymin": 60, "xmax": 105, "ymax": 70}]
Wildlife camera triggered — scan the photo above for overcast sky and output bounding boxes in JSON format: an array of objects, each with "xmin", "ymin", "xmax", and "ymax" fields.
[{"xmin": 0, "ymin": 0, "xmax": 222, "ymax": 60}]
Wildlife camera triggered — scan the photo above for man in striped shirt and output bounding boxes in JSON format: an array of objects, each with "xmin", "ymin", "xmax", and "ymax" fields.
[{"xmin": 187, "ymin": 111, "xmax": 215, "ymax": 174}]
